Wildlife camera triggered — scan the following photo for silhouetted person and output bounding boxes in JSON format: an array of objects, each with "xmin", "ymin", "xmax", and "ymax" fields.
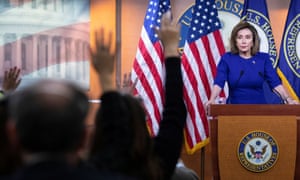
[
  {"xmin": 0, "ymin": 97, "xmax": 21, "ymax": 179},
  {"xmin": 89, "ymin": 11, "xmax": 186, "ymax": 180},
  {"xmin": 0, "ymin": 67, "xmax": 22, "ymax": 179}
]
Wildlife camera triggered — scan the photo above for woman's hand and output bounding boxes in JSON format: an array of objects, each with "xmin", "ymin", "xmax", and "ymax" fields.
[
  {"xmin": 204, "ymin": 99, "xmax": 215, "ymax": 115},
  {"xmin": 285, "ymin": 97, "xmax": 299, "ymax": 104}
]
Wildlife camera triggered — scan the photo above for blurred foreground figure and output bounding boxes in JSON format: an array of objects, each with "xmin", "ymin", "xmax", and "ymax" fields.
[
  {"xmin": 0, "ymin": 97, "xmax": 21, "ymax": 179},
  {"xmin": 7, "ymin": 79, "xmax": 106, "ymax": 180}
]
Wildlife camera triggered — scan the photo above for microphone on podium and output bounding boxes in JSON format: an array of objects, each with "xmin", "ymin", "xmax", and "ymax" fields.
[
  {"xmin": 228, "ymin": 70, "xmax": 244, "ymax": 104},
  {"xmin": 258, "ymin": 71, "xmax": 285, "ymax": 104}
]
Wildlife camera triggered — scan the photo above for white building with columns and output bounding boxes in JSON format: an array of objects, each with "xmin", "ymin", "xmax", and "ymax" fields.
[{"xmin": 0, "ymin": 0, "xmax": 90, "ymax": 89}]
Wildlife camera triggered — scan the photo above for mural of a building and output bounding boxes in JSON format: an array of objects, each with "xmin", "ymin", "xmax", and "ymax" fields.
[{"xmin": 0, "ymin": 0, "xmax": 90, "ymax": 89}]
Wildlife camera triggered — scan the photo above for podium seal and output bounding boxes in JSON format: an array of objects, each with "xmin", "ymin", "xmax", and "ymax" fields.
[{"xmin": 238, "ymin": 131, "xmax": 279, "ymax": 172}]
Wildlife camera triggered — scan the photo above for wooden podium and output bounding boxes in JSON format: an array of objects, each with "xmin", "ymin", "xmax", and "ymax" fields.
[{"xmin": 208, "ymin": 104, "xmax": 300, "ymax": 180}]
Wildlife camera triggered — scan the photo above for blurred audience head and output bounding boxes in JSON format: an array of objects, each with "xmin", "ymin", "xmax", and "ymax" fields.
[{"xmin": 8, "ymin": 79, "xmax": 89, "ymax": 154}]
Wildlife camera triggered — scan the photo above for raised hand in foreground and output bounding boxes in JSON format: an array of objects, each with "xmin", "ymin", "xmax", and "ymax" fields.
[
  {"xmin": 155, "ymin": 11, "xmax": 180, "ymax": 58},
  {"xmin": 90, "ymin": 28, "xmax": 115, "ymax": 92},
  {"xmin": 2, "ymin": 66, "xmax": 21, "ymax": 94}
]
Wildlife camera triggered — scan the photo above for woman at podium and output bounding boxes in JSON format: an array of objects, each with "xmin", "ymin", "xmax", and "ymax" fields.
[{"xmin": 206, "ymin": 21, "xmax": 297, "ymax": 105}]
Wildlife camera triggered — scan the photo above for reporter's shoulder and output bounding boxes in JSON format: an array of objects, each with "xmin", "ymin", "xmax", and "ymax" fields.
[{"xmin": 172, "ymin": 166, "xmax": 199, "ymax": 180}]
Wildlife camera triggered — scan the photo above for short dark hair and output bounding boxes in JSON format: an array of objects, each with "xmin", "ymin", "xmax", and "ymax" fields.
[
  {"xmin": 230, "ymin": 21, "xmax": 260, "ymax": 55},
  {"xmin": 9, "ymin": 80, "xmax": 89, "ymax": 153}
]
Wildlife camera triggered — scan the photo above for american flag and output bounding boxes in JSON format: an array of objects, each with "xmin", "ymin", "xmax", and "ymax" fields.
[
  {"xmin": 181, "ymin": 0, "xmax": 225, "ymax": 153},
  {"xmin": 131, "ymin": 0, "xmax": 170, "ymax": 136}
]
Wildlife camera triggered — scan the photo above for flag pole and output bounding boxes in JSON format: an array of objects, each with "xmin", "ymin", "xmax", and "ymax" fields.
[
  {"xmin": 200, "ymin": 147, "xmax": 205, "ymax": 180},
  {"xmin": 115, "ymin": 0, "xmax": 122, "ymax": 89}
]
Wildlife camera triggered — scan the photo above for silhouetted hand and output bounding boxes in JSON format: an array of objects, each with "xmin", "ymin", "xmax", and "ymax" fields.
[
  {"xmin": 90, "ymin": 28, "xmax": 115, "ymax": 92},
  {"xmin": 155, "ymin": 11, "xmax": 180, "ymax": 57},
  {"xmin": 120, "ymin": 72, "xmax": 137, "ymax": 94},
  {"xmin": 2, "ymin": 66, "xmax": 21, "ymax": 93}
]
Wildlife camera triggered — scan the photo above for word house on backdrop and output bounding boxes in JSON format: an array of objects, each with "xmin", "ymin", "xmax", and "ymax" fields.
[{"xmin": 0, "ymin": 0, "xmax": 90, "ymax": 90}]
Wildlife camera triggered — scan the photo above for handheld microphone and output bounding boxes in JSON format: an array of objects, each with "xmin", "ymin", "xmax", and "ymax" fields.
[
  {"xmin": 228, "ymin": 70, "xmax": 244, "ymax": 104},
  {"xmin": 258, "ymin": 71, "xmax": 285, "ymax": 104},
  {"xmin": 258, "ymin": 71, "xmax": 264, "ymax": 79},
  {"xmin": 233, "ymin": 70, "xmax": 244, "ymax": 89}
]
